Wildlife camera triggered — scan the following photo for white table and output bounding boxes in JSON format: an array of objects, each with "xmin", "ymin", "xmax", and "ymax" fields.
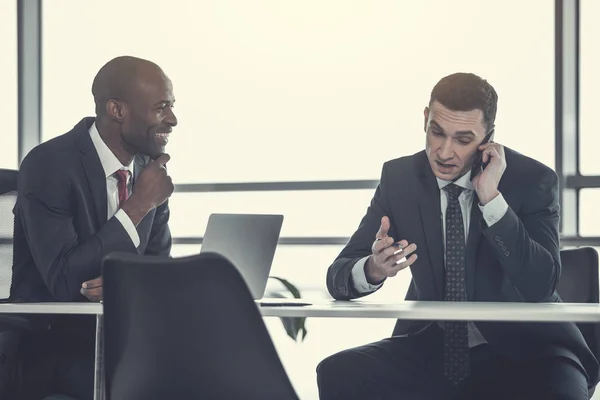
[
  {"xmin": 3, "ymin": 300, "xmax": 600, "ymax": 400},
  {"xmin": 259, "ymin": 300, "xmax": 600, "ymax": 322},
  {"xmin": 3, "ymin": 300, "xmax": 600, "ymax": 321}
]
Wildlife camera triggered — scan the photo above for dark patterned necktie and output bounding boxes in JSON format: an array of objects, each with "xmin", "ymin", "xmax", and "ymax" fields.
[{"xmin": 442, "ymin": 183, "xmax": 469, "ymax": 384}]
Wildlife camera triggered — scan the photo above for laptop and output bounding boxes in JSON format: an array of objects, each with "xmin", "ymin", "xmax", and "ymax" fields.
[{"xmin": 200, "ymin": 213, "xmax": 310, "ymax": 306}]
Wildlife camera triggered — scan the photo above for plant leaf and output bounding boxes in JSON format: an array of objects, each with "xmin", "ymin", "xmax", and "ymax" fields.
[
  {"xmin": 265, "ymin": 277, "xmax": 308, "ymax": 341},
  {"xmin": 269, "ymin": 276, "xmax": 301, "ymax": 299},
  {"xmin": 266, "ymin": 291, "xmax": 308, "ymax": 341}
]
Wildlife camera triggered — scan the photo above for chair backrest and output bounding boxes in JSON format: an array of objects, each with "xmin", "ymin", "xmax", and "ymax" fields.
[
  {"xmin": 557, "ymin": 247, "xmax": 600, "ymax": 359},
  {"xmin": 558, "ymin": 247, "xmax": 599, "ymax": 303},
  {"xmin": 0, "ymin": 170, "xmax": 18, "ymax": 300},
  {"xmin": 102, "ymin": 252, "xmax": 298, "ymax": 400}
]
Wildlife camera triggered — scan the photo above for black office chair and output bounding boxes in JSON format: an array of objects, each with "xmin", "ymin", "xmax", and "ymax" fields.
[
  {"xmin": 0, "ymin": 169, "xmax": 27, "ymax": 398},
  {"xmin": 0, "ymin": 169, "xmax": 74, "ymax": 400},
  {"xmin": 102, "ymin": 251, "xmax": 299, "ymax": 400},
  {"xmin": 0, "ymin": 168, "xmax": 18, "ymax": 299},
  {"xmin": 557, "ymin": 247, "xmax": 600, "ymax": 399}
]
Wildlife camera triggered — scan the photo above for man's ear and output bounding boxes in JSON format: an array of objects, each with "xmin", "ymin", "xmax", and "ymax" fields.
[
  {"xmin": 106, "ymin": 99, "xmax": 125, "ymax": 123},
  {"xmin": 423, "ymin": 107, "xmax": 429, "ymax": 132}
]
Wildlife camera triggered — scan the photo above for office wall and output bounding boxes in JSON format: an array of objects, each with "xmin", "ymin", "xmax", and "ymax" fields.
[
  {"xmin": 0, "ymin": 1, "xmax": 18, "ymax": 170},
  {"xmin": 43, "ymin": 1, "xmax": 555, "ymax": 175}
]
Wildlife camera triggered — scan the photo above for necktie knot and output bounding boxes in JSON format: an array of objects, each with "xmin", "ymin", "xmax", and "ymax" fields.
[
  {"xmin": 444, "ymin": 183, "xmax": 464, "ymax": 201},
  {"xmin": 114, "ymin": 169, "xmax": 130, "ymax": 184}
]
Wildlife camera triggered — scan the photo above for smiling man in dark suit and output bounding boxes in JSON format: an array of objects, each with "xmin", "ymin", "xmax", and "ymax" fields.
[
  {"xmin": 317, "ymin": 73, "xmax": 600, "ymax": 399},
  {"xmin": 10, "ymin": 56, "xmax": 177, "ymax": 400}
]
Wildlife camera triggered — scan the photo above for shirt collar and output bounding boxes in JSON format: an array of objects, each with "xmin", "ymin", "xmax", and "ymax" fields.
[
  {"xmin": 88, "ymin": 122, "xmax": 134, "ymax": 178},
  {"xmin": 436, "ymin": 170, "xmax": 474, "ymax": 192}
]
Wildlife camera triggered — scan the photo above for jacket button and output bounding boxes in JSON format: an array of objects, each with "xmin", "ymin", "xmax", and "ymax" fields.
[
  {"xmin": 498, "ymin": 241, "xmax": 504, "ymax": 246},
  {"xmin": 495, "ymin": 236, "xmax": 500, "ymax": 242},
  {"xmin": 505, "ymin": 251, "xmax": 510, "ymax": 256},
  {"xmin": 338, "ymin": 285, "xmax": 347, "ymax": 294}
]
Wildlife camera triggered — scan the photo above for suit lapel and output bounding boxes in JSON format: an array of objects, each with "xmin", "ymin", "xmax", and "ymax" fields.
[
  {"xmin": 75, "ymin": 118, "xmax": 107, "ymax": 228},
  {"xmin": 466, "ymin": 194, "xmax": 483, "ymax": 300},
  {"xmin": 417, "ymin": 155, "xmax": 445, "ymax": 299}
]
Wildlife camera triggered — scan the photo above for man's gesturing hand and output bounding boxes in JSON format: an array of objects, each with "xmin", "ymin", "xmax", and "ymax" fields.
[{"xmin": 364, "ymin": 216, "xmax": 418, "ymax": 285}]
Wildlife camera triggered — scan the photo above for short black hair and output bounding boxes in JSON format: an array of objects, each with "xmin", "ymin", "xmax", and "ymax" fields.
[{"xmin": 429, "ymin": 72, "xmax": 498, "ymax": 132}]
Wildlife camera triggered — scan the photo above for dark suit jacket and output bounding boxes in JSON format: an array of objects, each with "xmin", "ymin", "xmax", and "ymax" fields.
[
  {"xmin": 327, "ymin": 149, "xmax": 600, "ymax": 386},
  {"xmin": 10, "ymin": 117, "xmax": 172, "ymax": 335}
]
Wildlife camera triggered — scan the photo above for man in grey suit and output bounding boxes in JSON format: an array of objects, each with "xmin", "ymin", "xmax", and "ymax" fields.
[
  {"xmin": 10, "ymin": 56, "xmax": 176, "ymax": 400},
  {"xmin": 317, "ymin": 73, "xmax": 599, "ymax": 399}
]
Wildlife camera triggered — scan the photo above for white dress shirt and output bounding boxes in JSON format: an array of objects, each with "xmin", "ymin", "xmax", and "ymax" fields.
[
  {"xmin": 88, "ymin": 123, "xmax": 140, "ymax": 247},
  {"xmin": 351, "ymin": 170, "xmax": 509, "ymax": 347}
]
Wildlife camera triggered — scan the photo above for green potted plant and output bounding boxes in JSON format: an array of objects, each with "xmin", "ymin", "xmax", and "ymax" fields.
[{"xmin": 265, "ymin": 277, "xmax": 307, "ymax": 342}]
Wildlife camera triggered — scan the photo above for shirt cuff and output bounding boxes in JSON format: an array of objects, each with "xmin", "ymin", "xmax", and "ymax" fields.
[
  {"xmin": 115, "ymin": 209, "xmax": 141, "ymax": 247},
  {"xmin": 351, "ymin": 256, "xmax": 384, "ymax": 294},
  {"xmin": 478, "ymin": 193, "xmax": 509, "ymax": 227}
]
